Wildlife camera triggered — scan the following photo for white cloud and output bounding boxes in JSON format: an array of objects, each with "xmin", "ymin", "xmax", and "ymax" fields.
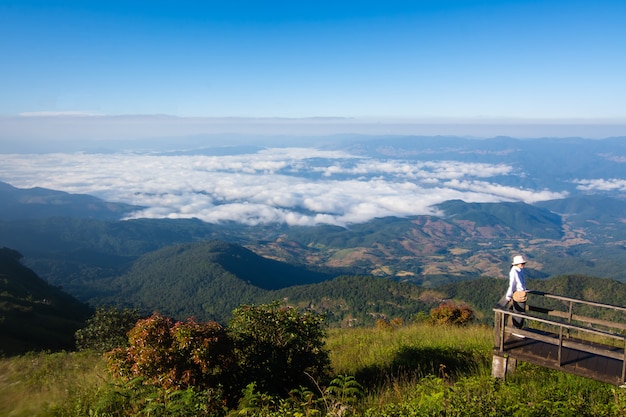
[
  {"xmin": 574, "ymin": 178, "xmax": 626, "ymax": 192},
  {"xmin": 0, "ymin": 148, "xmax": 568, "ymax": 226},
  {"xmin": 443, "ymin": 179, "xmax": 568, "ymax": 203}
]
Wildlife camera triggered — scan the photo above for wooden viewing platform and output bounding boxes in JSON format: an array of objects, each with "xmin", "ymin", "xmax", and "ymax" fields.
[{"xmin": 492, "ymin": 290, "xmax": 626, "ymax": 387}]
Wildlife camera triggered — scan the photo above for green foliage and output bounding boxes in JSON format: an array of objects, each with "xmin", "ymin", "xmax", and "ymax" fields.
[
  {"xmin": 228, "ymin": 301, "xmax": 332, "ymax": 396},
  {"xmin": 235, "ymin": 376, "xmax": 364, "ymax": 417},
  {"xmin": 81, "ymin": 377, "xmax": 228, "ymax": 417},
  {"xmin": 325, "ymin": 374, "xmax": 363, "ymax": 406},
  {"xmin": 267, "ymin": 275, "xmax": 429, "ymax": 327},
  {"xmin": 75, "ymin": 306, "xmax": 140, "ymax": 352},
  {"xmin": 105, "ymin": 302, "xmax": 330, "ymax": 406}
]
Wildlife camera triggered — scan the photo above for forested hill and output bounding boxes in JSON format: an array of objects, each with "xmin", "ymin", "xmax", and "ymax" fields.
[
  {"xmin": 0, "ymin": 247, "xmax": 92, "ymax": 355},
  {"xmin": 89, "ymin": 241, "xmax": 334, "ymax": 323},
  {"xmin": 3, "ymin": 239, "xmax": 625, "ymax": 356},
  {"xmin": 436, "ymin": 199, "xmax": 562, "ymax": 239}
]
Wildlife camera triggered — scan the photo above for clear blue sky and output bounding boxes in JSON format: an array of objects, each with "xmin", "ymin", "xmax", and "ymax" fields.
[{"xmin": 1, "ymin": 0, "xmax": 625, "ymax": 120}]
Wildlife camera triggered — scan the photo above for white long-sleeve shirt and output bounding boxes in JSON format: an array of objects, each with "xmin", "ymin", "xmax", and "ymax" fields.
[{"xmin": 506, "ymin": 266, "xmax": 526, "ymax": 301}]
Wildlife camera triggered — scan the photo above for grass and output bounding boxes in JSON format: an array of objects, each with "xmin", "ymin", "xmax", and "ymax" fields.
[
  {"xmin": 327, "ymin": 323, "xmax": 495, "ymax": 413},
  {"xmin": 0, "ymin": 350, "xmax": 110, "ymax": 417},
  {"xmin": 1, "ymin": 322, "xmax": 625, "ymax": 416},
  {"xmin": 328, "ymin": 323, "xmax": 493, "ymax": 380}
]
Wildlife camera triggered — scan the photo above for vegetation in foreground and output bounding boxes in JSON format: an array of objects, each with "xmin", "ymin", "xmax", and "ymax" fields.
[{"xmin": 1, "ymin": 308, "xmax": 625, "ymax": 417}]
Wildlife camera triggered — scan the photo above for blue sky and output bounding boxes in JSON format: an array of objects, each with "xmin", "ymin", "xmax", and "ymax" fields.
[{"xmin": 2, "ymin": 0, "xmax": 625, "ymax": 122}]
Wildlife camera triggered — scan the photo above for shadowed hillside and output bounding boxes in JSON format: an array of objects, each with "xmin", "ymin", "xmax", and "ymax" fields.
[{"xmin": 0, "ymin": 247, "xmax": 92, "ymax": 355}]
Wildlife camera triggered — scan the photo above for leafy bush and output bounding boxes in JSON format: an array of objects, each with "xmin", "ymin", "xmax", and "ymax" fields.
[
  {"xmin": 106, "ymin": 312, "xmax": 235, "ymax": 393},
  {"xmin": 429, "ymin": 302, "xmax": 475, "ymax": 325},
  {"xmin": 228, "ymin": 301, "xmax": 332, "ymax": 396},
  {"xmin": 105, "ymin": 302, "xmax": 331, "ymax": 405},
  {"xmin": 75, "ymin": 306, "xmax": 140, "ymax": 352}
]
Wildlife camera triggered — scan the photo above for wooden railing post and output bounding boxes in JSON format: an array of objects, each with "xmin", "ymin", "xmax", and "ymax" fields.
[
  {"xmin": 558, "ymin": 325, "xmax": 563, "ymax": 367},
  {"xmin": 622, "ymin": 339, "xmax": 626, "ymax": 385}
]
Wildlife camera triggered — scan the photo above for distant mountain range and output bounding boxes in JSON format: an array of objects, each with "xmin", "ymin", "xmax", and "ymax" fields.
[
  {"xmin": 1, "ymin": 179, "xmax": 626, "ymax": 327},
  {"xmin": 0, "ymin": 181, "xmax": 140, "ymax": 220}
]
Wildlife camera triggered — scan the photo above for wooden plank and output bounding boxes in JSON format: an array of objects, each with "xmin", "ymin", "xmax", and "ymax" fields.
[
  {"xmin": 504, "ymin": 328, "xmax": 625, "ymax": 360},
  {"xmin": 561, "ymin": 339, "xmax": 625, "ymax": 360}
]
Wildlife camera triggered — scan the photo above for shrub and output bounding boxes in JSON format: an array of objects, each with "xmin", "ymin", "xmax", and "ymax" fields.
[
  {"xmin": 228, "ymin": 301, "xmax": 331, "ymax": 396},
  {"xmin": 105, "ymin": 302, "xmax": 331, "ymax": 405},
  {"xmin": 106, "ymin": 312, "xmax": 235, "ymax": 393},
  {"xmin": 75, "ymin": 306, "xmax": 140, "ymax": 352},
  {"xmin": 429, "ymin": 302, "xmax": 475, "ymax": 326}
]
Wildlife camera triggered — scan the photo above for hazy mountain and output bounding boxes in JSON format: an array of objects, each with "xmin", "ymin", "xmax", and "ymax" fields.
[{"xmin": 0, "ymin": 181, "xmax": 140, "ymax": 220}]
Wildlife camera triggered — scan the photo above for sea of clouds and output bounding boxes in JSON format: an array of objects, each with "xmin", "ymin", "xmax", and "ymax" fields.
[{"xmin": 0, "ymin": 147, "xmax": 570, "ymax": 226}]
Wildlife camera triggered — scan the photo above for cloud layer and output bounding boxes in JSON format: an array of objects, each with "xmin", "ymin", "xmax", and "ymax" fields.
[{"xmin": 0, "ymin": 148, "xmax": 568, "ymax": 226}]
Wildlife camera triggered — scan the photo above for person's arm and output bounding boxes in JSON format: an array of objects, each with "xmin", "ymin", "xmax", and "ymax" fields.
[{"xmin": 505, "ymin": 269, "xmax": 515, "ymax": 301}]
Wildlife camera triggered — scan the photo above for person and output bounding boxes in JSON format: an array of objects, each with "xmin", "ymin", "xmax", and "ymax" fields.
[{"xmin": 505, "ymin": 255, "xmax": 527, "ymax": 332}]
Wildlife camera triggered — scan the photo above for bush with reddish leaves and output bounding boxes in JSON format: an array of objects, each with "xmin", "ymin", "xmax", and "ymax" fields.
[
  {"xmin": 106, "ymin": 313, "xmax": 235, "ymax": 392},
  {"xmin": 105, "ymin": 302, "xmax": 331, "ymax": 404},
  {"xmin": 429, "ymin": 302, "xmax": 475, "ymax": 326}
]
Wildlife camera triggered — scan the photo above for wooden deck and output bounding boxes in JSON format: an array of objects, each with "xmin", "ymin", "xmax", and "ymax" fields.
[
  {"xmin": 492, "ymin": 291, "xmax": 626, "ymax": 387},
  {"xmin": 496, "ymin": 328, "xmax": 624, "ymax": 385}
]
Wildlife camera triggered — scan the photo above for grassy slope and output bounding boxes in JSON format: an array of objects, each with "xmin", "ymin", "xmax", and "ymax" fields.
[{"xmin": 1, "ymin": 323, "xmax": 624, "ymax": 416}]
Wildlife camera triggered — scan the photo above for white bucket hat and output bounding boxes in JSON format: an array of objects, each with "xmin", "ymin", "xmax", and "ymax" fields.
[{"xmin": 512, "ymin": 255, "xmax": 527, "ymax": 265}]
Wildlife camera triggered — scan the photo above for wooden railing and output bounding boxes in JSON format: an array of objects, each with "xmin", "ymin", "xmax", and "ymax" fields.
[{"xmin": 493, "ymin": 290, "xmax": 626, "ymax": 385}]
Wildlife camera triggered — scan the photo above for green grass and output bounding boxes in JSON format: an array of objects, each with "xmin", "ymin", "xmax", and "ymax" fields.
[
  {"xmin": 0, "ymin": 350, "xmax": 111, "ymax": 417},
  {"xmin": 328, "ymin": 323, "xmax": 493, "ymax": 382},
  {"xmin": 1, "ymin": 323, "xmax": 625, "ymax": 416}
]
